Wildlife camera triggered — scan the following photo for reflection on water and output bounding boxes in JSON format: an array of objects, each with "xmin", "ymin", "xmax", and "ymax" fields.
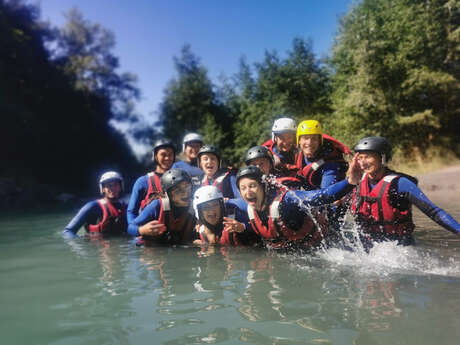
[{"xmin": 1, "ymin": 207, "xmax": 460, "ymax": 344}]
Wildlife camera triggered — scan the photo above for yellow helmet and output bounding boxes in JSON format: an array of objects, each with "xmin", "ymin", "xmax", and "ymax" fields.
[{"xmin": 296, "ymin": 120, "xmax": 323, "ymax": 146}]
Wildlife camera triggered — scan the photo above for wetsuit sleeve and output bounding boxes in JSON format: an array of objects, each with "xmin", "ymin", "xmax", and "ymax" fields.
[
  {"xmin": 319, "ymin": 162, "xmax": 345, "ymax": 188},
  {"xmin": 226, "ymin": 174, "xmax": 241, "ymax": 199},
  {"xmin": 395, "ymin": 178, "xmax": 460, "ymax": 234},
  {"xmin": 288, "ymin": 179, "xmax": 355, "ymax": 207},
  {"xmin": 127, "ymin": 175, "xmax": 148, "ymax": 224},
  {"xmin": 127, "ymin": 199, "xmax": 161, "ymax": 236},
  {"xmin": 62, "ymin": 201, "xmax": 102, "ymax": 238},
  {"xmin": 172, "ymin": 161, "xmax": 204, "ymax": 178},
  {"xmin": 225, "ymin": 198, "xmax": 250, "ymax": 230}
]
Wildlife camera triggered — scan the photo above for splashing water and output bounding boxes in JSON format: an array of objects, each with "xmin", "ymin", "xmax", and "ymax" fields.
[{"xmin": 261, "ymin": 175, "xmax": 460, "ymax": 278}]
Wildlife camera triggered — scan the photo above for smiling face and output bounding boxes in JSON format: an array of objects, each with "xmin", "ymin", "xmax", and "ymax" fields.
[
  {"xmin": 101, "ymin": 180, "xmax": 122, "ymax": 201},
  {"xmin": 199, "ymin": 153, "xmax": 219, "ymax": 177},
  {"xmin": 274, "ymin": 132, "xmax": 296, "ymax": 153},
  {"xmin": 200, "ymin": 199, "xmax": 222, "ymax": 226},
  {"xmin": 169, "ymin": 181, "xmax": 192, "ymax": 207},
  {"xmin": 299, "ymin": 134, "xmax": 321, "ymax": 159},
  {"xmin": 357, "ymin": 151, "xmax": 384, "ymax": 179},
  {"xmin": 155, "ymin": 147, "xmax": 174, "ymax": 173},
  {"xmin": 184, "ymin": 141, "xmax": 202, "ymax": 162},
  {"xmin": 249, "ymin": 157, "xmax": 272, "ymax": 175},
  {"xmin": 238, "ymin": 177, "xmax": 264, "ymax": 211}
]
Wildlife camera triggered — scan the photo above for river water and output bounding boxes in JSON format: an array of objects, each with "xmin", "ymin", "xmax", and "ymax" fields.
[{"xmin": 1, "ymin": 200, "xmax": 460, "ymax": 345}]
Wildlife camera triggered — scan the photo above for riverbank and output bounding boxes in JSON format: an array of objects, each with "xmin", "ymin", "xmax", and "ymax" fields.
[
  {"xmin": 416, "ymin": 165, "xmax": 460, "ymax": 204},
  {"xmin": 0, "ymin": 177, "xmax": 82, "ymax": 211}
]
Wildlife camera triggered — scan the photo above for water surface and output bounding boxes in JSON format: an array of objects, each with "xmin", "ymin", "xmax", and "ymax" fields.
[{"xmin": 1, "ymin": 203, "xmax": 460, "ymax": 345}]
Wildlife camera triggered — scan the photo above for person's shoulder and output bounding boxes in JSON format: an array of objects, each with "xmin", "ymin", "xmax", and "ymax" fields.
[
  {"xmin": 226, "ymin": 198, "xmax": 248, "ymax": 209},
  {"xmin": 172, "ymin": 160, "xmax": 188, "ymax": 168},
  {"xmin": 77, "ymin": 199, "xmax": 103, "ymax": 215},
  {"xmin": 133, "ymin": 174, "xmax": 149, "ymax": 185},
  {"xmin": 84, "ymin": 199, "xmax": 101, "ymax": 209},
  {"xmin": 387, "ymin": 170, "xmax": 418, "ymax": 186}
]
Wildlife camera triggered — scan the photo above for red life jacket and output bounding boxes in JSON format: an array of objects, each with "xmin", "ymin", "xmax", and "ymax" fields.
[
  {"xmin": 351, "ymin": 173, "xmax": 414, "ymax": 237},
  {"xmin": 157, "ymin": 198, "xmax": 196, "ymax": 245},
  {"xmin": 275, "ymin": 176, "xmax": 304, "ymax": 189},
  {"xmin": 247, "ymin": 190, "xmax": 325, "ymax": 249},
  {"xmin": 198, "ymin": 225, "xmax": 241, "ymax": 246},
  {"xmin": 296, "ymin": 134, "xmax": 350, "ymax": 189},
  {"xmin": 140, "ymin": 172, "xmax": 163, "ymax": 210},
  {"xmin": 85, "ymin": 199, "xmax": 127, "ymax": 234},
  {"xmin": 262, "ymin": 139, "xmax": 300, "ymax": 176},
  {"xmin": 201, "ymin": 170, "xmax": 231, "ymax": 193}
]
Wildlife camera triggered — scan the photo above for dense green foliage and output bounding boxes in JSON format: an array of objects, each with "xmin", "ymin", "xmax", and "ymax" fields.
[
  {"xmin": 0, "ymin": 0, "xmax": 141, "ymax": 192},
  {"xmin": 2, "ymin": 0, "xmax": 459, "ymax": 191},
  {"xmin": 156, "ymin": 0, "xmax": 459, "ymax": 164},
  {"xmin": 329, "ymin": 0, "xmax": 460, "ymax": 154}
]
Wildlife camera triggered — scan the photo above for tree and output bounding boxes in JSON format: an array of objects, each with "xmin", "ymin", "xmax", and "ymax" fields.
[
  {"xmin": 0, "ymin": 0, "xmax": 141, "ymax": 192},
  {"xmin": 157, "ymin": 45, "xmax": 234, "ymax": 161},
  {"xmin": 329, "ymin": 0, "xmax": 460, "ymax": 154},
  {"xmin": 53, "ymin": 8, "xmax": 139, "ymax": 109}
]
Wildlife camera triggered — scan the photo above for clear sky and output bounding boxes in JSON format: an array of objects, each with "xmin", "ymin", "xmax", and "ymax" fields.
[{"xmin": 39, "ymin": 0, "xmax": 353, "ymax": 123}]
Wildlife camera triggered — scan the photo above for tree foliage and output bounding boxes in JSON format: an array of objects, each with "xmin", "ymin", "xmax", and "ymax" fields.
[
  {"xmin": 329, "ymin": 0, "xmax": 460, "ymax": 153},
  {"xmin": 157, "ymin": 39, "xmax": 331, "ymax": 165},
  {"xmin": 0, "ymin": 0, "xmax": 142, "ymax": 192}
]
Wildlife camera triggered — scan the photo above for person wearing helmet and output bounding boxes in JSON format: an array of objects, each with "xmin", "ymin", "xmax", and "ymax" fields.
[
  {"xmin": 235, "ymin": 163, "xmax": 362, "ymax": 249},
  {"xmin": 295, "ymin": 120, "xmax": 351, "ymax": 190},
  {"xmin": 350, "ymin": 136, "xmax": 460, "ymax": 245},
  {"xmin": 127, "ymin": 139, "xmax": 176, "ymax": 223},
  {"xmin": 63, "ymin": 171, "xmax": 127, "ymax": 238},
  {"xmin": 262, "ymin": 117, "xmax": 299, "ymax": 176},
  {"xmin": 128, "ymin": 169, "xmax": 197, "ymax": 245},
  {"xmin": 172, "ymin": 133, "xmax": 205, "ymax": 178},
  {"xmin": 197, "ymin": 145, "xmax": 240, "ymax": 199},
  {"xmin": 245, "ymin": 145, "xmax": 304, "ymax": 189},
  {"xmin": 192, "ymin": 185, "xmax": 258, "ymax": 246}
]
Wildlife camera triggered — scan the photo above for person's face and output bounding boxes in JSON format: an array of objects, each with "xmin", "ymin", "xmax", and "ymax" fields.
[
  {"xmin": 201, "ymin": 199, "xmax": 222, "ymax": 226},
  {"xmin": 199, "ymin": 153, "xmax": 219, "ymax": 177},
  {"xmin": 274, "ymin": 132, "xmax": 295, "ymax": 152},
  {"xmin": 249, "ymin": 157, "xmax": 272, "ymax": 175},
  {"xmin": 169, "ymin": 181, "xmax": 192, "ymax": 207},
  {"xmin": 357, "ymin": 152, "xmax": 383, "ymax": 177},
  {"xmin": 155, "ymin": 147, "xmax": 174, "ymax": 171},
  {"xmin": 102, "ymin": 180, "xmax": 122, "ymax": 200},
  {"xmin": 238, "ymin": 177, "xmax": 264, "ymax": 211},
  {"xmin": 299, "ymin": 134, "xmax": 321, "ymax": 158},
  {"xmin": 185, "ymin": 141, "xmax": 202, "ymax": 161}
]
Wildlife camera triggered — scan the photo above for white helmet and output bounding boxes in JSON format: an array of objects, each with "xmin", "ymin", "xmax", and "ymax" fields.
[
  {"xmin": 99, "ymin": 171, "xmax": 124, "ymax": 194},
  {"xmin": 193, "ymin": 185, "xmax": 223, "ymax": 219},
  {"xmin": 182, "ymin": 133, "xmax": 203, "ymax": 152},
  {"xmin": 271, "ymin": 117, "xmax": 297, "ymax": 141}
]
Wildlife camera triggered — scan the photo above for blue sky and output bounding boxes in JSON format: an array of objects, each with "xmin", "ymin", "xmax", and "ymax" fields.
[{"xmin": 39, "ymin": 0, "xmax": 353, "ymax": 123}]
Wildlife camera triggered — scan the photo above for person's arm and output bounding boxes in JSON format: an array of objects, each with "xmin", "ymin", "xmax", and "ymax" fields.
[
  {"xmin": 287, "ymin": 154, "xmax": 362, "ymax": 207},
  {"xmin": 396, "ymin": 177, "xmax": 460, "ymax": 234},
  {"xmin": 62, "ymin": 201, "xmax": 101, "ymax": 238},
  {"xmin": 127, "ymin": 176, "xmax": 147, "ymax": 224},
  {"xmin": 127, "ymin": 199, "xmax": 166, "ymax": 237},
  {"xmin": 288, "ymin": 179, "xmax": 354, "ymax": 207},
  {"xmin": 319, "ymin": 162, "xmax": 345, "ymax": 188},
  {"xmin": 229, "ymin": 174, "xmax": 241, "ymax": 199},
  {"xmin": 224, "ymin": 198, "xmax": 250, "ymax": 232}
]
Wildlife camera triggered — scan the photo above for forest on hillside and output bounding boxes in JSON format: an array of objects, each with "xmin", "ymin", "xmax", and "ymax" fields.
[{"xmin": 1, "ymin": 0, "xmax": 459, "ymax": 196}]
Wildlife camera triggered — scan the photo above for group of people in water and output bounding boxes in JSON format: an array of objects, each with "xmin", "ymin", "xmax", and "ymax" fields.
[{"xmin": 63, "ymin": 117, "xmax": 460, "ymax": 250}]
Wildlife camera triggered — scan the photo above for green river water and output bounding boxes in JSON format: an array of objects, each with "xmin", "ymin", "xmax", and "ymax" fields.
[{"xmin": 1, "ymin": 202, "xmax": 460, "ymax": 345}]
